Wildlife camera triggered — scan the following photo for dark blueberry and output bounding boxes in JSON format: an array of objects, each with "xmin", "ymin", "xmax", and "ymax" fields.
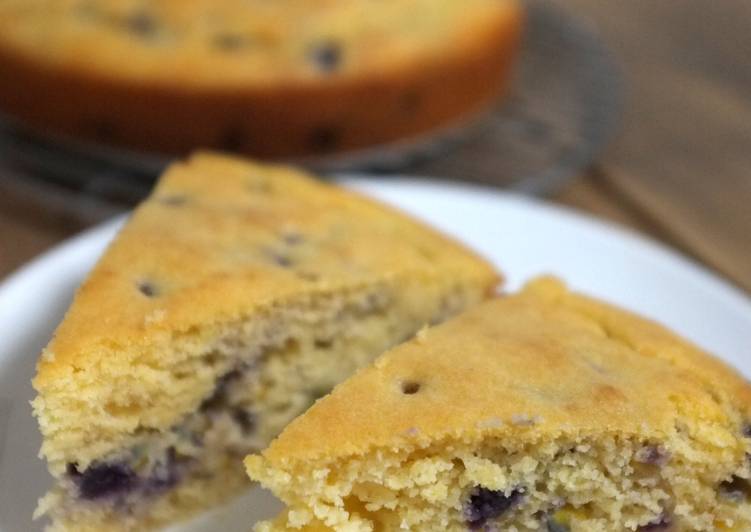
[
  {"xmin": 720, "ymin": 475, "xmax": 751, "ymax": 501},
  {"xmin": 309, "ymin": 126, "xmax": 341, "ymax": 152},
  {"xmin": 308, "ymin": 40, "xmax": 342, "ymax": 72},
  {"xmin": 547, "ymin": 519, "xmax": 570, "ymax": 532},
  {"xmin": 743, "ymin": 423, "xmax": 751, "ymax": 438},
  {"xmin": 200, "ymin": 369, "xmax": 242, "ymax": 411},
  {"xmin": 137, "ymin": 280, "xmax": 158, "ymax": 297},
  {"xmin": 231, "ymin": 408, "xmax": 255, "ymax": 435},
  {"xmin": 76, "ymin": 462, "xmax": 137, "ymax": 500},
  {"xmin": 271, "ymin": 254, "xmax": 293, "ymax": 268},
  {"xmin": 123, "ymin": 12, "xmax": 159, "ymax": 38},
  {"xmin": 635, "ymin": 445, "xmax": 670, "ymax": 466},
  {"xmin": 401, "ymin": 381, "xmax": 421, "ymax": 395},
  {"xmin": 637, "ymin": 514, "xmax": 672, "ymax": 531},
  {"xmin": 464, "ymin": 487, "xmax": 523, "ymax": 529}
]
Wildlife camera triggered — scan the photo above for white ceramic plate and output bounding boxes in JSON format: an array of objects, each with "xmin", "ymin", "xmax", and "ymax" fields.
[{"xmin": 1, "ymin": 178, "xmax": 750, "ymax": 531}]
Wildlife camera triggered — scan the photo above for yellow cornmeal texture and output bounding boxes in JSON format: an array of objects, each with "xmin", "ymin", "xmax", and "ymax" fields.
[
  {"xmin": 247, "ymin": 278, "xmax": 751, "ymax": 531},
  {"xmin": 0, "ymin": 0, "xmax": 513, "ymax": 84},
  {"xmin": 32, "ymin": 152, "xmax": 499, "ymax": 531}
]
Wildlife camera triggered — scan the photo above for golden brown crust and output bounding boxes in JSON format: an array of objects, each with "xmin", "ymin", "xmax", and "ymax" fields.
[
  {"xmin": 251, "ymin": 277, "xmax": 751, "ymax": 467},
  {"xmin": 0, "ymin": 2, "xmax": 522, "ymax": 158},
  {"xmin": 245, "ymin": 278, "xmax": 751, "ymax": 531},
  {"xmin": 33, "ymin": 152, "xmax": 498, "ymax": 388}
]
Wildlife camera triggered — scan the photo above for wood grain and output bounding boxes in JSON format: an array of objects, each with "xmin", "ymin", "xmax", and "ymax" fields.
[{"xmin": 562, "ymin": 0, "xmax": 751, "ymax": 292}]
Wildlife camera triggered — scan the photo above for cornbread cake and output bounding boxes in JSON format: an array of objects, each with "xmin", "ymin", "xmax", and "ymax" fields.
[
  {"xmin": 0, "ymin": 0, "xmax": 522, "ymax": 159},
  {"xmin": 247, "ymin": 278, "xmax": 751, "ymax": 531},
  {"xmin": 31, "ymin": 152, "xmax": 500, "ymax": 531}
]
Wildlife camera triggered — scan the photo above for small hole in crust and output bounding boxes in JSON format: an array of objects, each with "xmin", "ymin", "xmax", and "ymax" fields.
[
  {"xmin": 137, "ymin": 281, "xmax": 158, "ymax": 297},
  {"xmin": 271, "ymin": 254, "xmax": 293, "ymax": 268},
  {"xmin": 401, "ymin": 381, "xmax": 421, "ymax": 395},
  {"xmin": 308, "ymin": 40, "xmax": 343, "ymax": 72}
]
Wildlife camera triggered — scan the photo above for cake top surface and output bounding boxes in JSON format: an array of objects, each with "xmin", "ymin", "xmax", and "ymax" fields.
[
  {"xmin": 0, "ymin": 0, "xmax": 519, "ymax": 86},
  {"xmin": 33, "ymin": 152, "xmax": 498, "ymax": 388},
  {"xmin": 251, "ymin": 277, "xmax": 751, "ymax": 467}
]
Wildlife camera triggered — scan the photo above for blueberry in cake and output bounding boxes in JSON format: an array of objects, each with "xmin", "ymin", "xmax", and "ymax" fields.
[
  {"xmin": 0, "ymin": 0, "xmax": 522, "ymax": 159},
  {"xmin": 247, "ymin": 277, "xmax": 751, "ymax": 531},
  {"xmin": 31, "ymin": 152, "xmax": 499, "ymax": 531}
]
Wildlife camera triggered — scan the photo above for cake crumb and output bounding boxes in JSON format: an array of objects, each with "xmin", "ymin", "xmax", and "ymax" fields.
[
  {"xmin": 41, "ymin": 349, "xmax": 56, "ymax": 363},
  {"xmin": 511, "ymin": 414, "xmax": 542, "ymax": 426},
  {"xmin": 477, "ymin": 417, "xmax": 504, "ymax": 429},
  {"xmin": 415, "ymin": 326, "xmax": 429, "ymax": 344},
  {"xmin": 144, "ymin": 309, "xmax": 166, "ymax": 325}
]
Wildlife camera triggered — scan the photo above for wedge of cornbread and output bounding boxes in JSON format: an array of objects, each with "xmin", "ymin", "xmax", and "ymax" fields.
[
  {"xmin": 247, "ymin": 278, "xmax": 751, "ymax": 531},
  {"xmin": 32, "ymin": 152, "xmax": 499, "ymax": 531}
]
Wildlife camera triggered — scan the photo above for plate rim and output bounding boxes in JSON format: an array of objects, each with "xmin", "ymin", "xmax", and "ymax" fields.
[{"xmin": 346, "ymin": 177, "xmax": 751, "ymax": 311}]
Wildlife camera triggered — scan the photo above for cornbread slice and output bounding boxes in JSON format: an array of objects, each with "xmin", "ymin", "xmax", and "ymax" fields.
[
  {"xmin": 247, "ymin": 278, "xmax": 751, "ymax": 531},
  {"xmin": 0, "ymin": 0, "xmax": 521, "ymax": 159},
  {"xmin": 31, "ymin": 152, "xmax": 499, "ymax": 531}
]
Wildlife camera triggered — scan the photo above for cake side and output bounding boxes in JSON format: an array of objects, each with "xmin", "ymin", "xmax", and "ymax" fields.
[
  {"xmin": 0, "ymin": 1, "xmax": 522, "ymax": 157},
  {"xmin": 246, "ymin": 279, "xmax": 751, "ymax": 530}
]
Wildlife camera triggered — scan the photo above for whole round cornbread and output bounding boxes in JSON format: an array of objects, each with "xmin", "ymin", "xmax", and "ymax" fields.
[{"xmin": 0, "ymin": 0, "xmax": 522, "ymax": 159}]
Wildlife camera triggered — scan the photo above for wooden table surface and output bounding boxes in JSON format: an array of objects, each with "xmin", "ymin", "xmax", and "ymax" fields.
[{"xmin": 1, "ymin": 1, "xmax": 750, "ymax": 294}]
